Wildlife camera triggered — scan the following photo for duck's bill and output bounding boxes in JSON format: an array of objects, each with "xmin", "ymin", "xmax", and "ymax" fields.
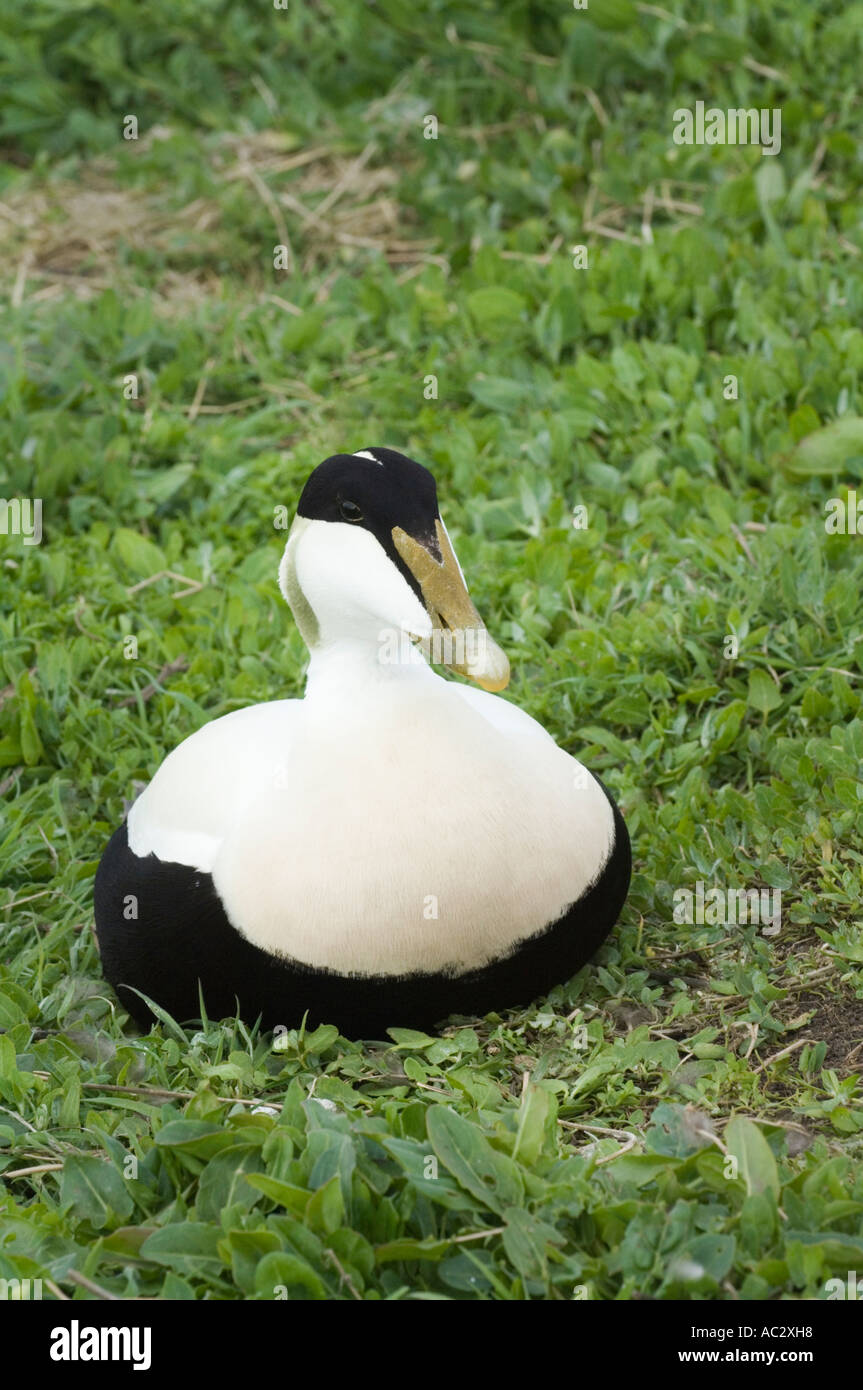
[{"xmin": 392, "ymin": 520, "xmax": 511, "ymax": 692}]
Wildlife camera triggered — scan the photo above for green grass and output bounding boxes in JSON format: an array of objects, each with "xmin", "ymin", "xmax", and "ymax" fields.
[{"xmin": 1, "ymin": 0, "xmax": 862, "ymax": 1301}]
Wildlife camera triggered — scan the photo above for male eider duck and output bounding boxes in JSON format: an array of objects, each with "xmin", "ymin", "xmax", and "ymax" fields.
[{"xmin": 94, "ymin": 447, "xmax": 630, "ymax": 1038}]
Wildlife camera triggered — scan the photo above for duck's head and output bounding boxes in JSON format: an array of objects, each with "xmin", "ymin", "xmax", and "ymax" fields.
[{"xmin": 279, "ymin": 447, "xmax": 510, "ymax": 691}]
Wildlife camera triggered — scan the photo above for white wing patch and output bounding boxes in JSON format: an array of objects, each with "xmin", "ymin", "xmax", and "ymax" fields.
[{"xmin": 127, "ymin": 700, "xmax": 300, "ymax": 873}]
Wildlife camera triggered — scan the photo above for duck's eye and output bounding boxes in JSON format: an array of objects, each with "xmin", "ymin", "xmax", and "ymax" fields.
[{"xmin": 339, "ymin": 500, "xmax": 363, "ymax": 522}]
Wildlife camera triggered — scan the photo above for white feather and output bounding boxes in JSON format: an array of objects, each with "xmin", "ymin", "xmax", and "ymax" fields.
[
  {"xmin": 129, "ymin": 655, "xmax": 613, "ymax": 974},
  {"xmin": 128, "ymin": 511, "xmax": 615, "ymax": 975}
]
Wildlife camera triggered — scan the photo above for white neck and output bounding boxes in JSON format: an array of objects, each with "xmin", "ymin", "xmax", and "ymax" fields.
[
  {"xmin": 280, "ymin": 515, "xmax": 437, "ymax": 699},
  {"xmin": 305, "ymin": 633, "xmax": 438, "ymax": 696}
]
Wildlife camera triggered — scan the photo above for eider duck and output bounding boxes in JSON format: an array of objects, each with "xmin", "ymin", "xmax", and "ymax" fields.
[{"xmin": 94, "ymin": 447, "xmax": 631, "ymax": 1038}]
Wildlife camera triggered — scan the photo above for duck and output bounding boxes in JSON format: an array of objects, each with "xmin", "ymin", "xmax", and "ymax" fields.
[{"xmin": 94, "ymin": 447, "xmax": 631, "ymax": 1039}]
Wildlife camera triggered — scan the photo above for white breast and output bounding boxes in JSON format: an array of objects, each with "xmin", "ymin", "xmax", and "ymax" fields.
[{"xmin": 130, "ymin": 672, "xmax": 615, "ymax": 977}]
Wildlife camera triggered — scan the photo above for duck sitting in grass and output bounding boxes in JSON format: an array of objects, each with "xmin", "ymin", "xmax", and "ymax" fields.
[{"xmin": 94, "ymin": 447, "xmax": 631, "ymax": 1038}]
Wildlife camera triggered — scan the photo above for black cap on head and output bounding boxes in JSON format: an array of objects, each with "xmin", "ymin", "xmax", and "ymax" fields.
[{"xmin": 297, "ymin": 447, "xmax": 442, "ymax": 604}]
